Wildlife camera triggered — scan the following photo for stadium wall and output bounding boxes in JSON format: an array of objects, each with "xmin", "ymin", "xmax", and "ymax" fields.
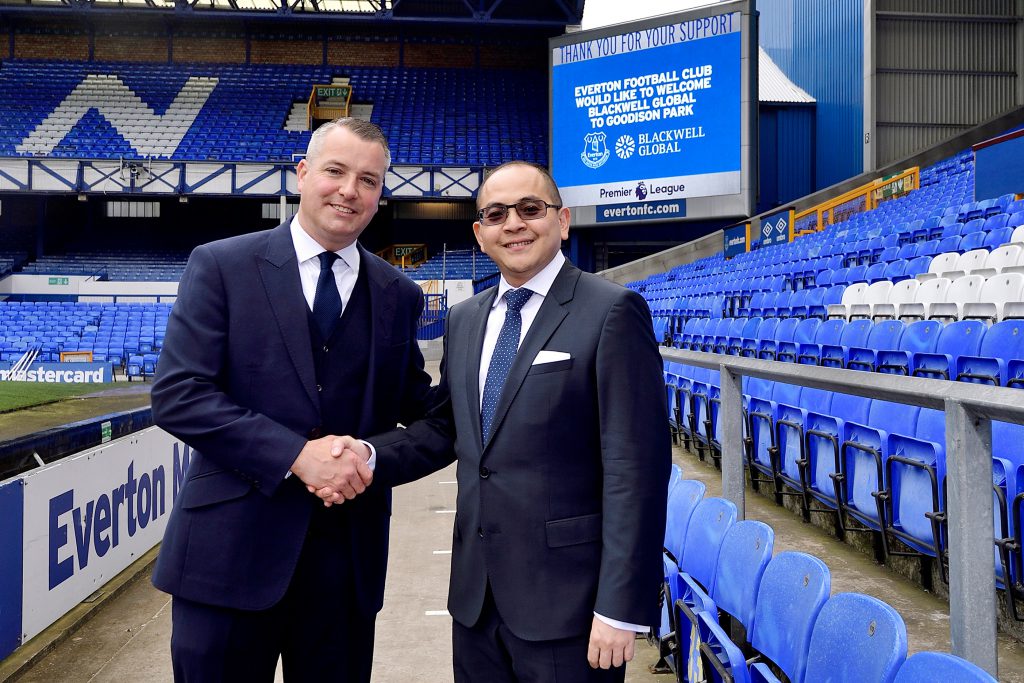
[
  {"xmin": 869, "ymin": 1, "xmax": 1023, "ymax": 169},
  {"xmin": 759, "ymin": 0, "xmax": 864, "ymax": 191}
]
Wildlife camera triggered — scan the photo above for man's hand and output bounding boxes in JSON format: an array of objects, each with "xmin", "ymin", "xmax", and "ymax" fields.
[
  {"xmin": 587, "ymin": 617, "xmax": 635, "ymax": 669},
  {"xmin": 290, "ymin": 435, "xmax": 372, "ymax": 504},
  {"xmin": 307, "ymin": 436, "xmax": 372, "ymax": 506}
]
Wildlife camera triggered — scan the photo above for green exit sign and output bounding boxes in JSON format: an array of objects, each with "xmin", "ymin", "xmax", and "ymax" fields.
[
  {"xmin": 101, "ymin": 421, "xmax": 112, "ymax": 443},
  {"xmin": 48, "ymin": 277, "xmax": 69, "ymax": 286},
  {"xmin": 316, "ymin": 86, "xmax": 350, "ymax": 98}
]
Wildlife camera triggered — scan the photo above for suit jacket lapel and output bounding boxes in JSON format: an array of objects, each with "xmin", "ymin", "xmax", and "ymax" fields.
[
  {"xmin": 257, "ymin": 222, "xmax": 319, "ymax": 412},
  {"xmin": 359, "ymin": 245, "xmax": 398, "ymax": 435},
  {"xmin": 483, "ymin": 262, "xmax": 579, "ymax": 451},
  {"xmin": 465, "ymin": 288, "xmax": 497, "ymax": 451}
]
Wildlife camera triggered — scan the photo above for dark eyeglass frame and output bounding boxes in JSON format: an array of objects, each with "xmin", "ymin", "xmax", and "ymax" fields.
[{"xmin": 477, "ymin": 200, "xmax": 562, "ymax": 226}]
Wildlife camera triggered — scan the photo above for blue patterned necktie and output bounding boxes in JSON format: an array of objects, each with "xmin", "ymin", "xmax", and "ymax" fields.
[
  {"xmin": 312, "ymin": 251, "xmax": 342, "ymax": 340},
  {"xmin": 480, "ymin": 287, "xmax": 534, "ymax": 445}
]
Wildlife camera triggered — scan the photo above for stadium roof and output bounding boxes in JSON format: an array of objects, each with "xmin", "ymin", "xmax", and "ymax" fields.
[
  {"xmin": 759, "ymin": 47, "xmax": 815, "ymax": 104},
  {"xmin": 0, "ymin": 0, "xmax": 585, "ymax": 26}
]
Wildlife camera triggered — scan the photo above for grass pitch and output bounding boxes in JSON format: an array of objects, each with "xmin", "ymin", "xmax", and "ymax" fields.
[{"xmin": 0, "ymin": 381, "xmax": 124, "ymax": 413}]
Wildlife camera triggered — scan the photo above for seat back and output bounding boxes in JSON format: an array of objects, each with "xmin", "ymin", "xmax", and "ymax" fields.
[
  {"xmin": 813, "ymin": 318, "xmax": 845, "ymax": 345},
  {"xmin": 888, "ymin": 279, "xmax": 920, "ymax": 306},
  {"xmin": 680, "ymin": 497, "xmax": 738, "ymax": 594},
  {"xmin": 946, "ymin": 274, "xmax": 985, "ymax": 306},
  {"xmin": 750, "ymin": 551, "xmax": 832, "ymax": 683},
  {"xmin": 978, "ymin": 272, "xmax": 1024, "ymax": 311},
  {"xmin": 955, "ymin": 250, "xmax": 990, "ymax": 274},
  {"xmin": 899, "ymin": 319, "xmax": 941, "ymax": 355},
  {"xmin": 984, "ymin": 243, "xmax": 1022, "ymax": 271},
  {"xmin": 712, "ymin": 520, "xmax": 774, "ymax": 629},
  {"xmin": 915, "ymin": 277, "xmax": 951, "ymax": 306},
  {"xmin": 882, "ymin": 259, "xmax": 908, "ymax": 281},
  {"xmin": 665, "ymin": 479, "xmax": 706, "ymax": 562},
  {"xmin": 841, "ymin": 282, "xmax": 869, "ymax": 306},
  {"xmin": 803, "ymin": 593, "xmax": 908, "ymax": 683},
  {"xmin": 893, "ymin": 652, "xmax": 997, "ymax": 683},
  {"xmin": 863, "ymin": 280, "xmax": 894, "ymax": 305},
  {"xmin": 959, "ymin": 231, "xmax": 986, "ymax": 252},
  {"xmin": 928, "ymin": 251, "xmax": 959, "ymax": 275},
  {"xmin": 904, "ymin": 255, "xmax": 933, "ymax": 278}
]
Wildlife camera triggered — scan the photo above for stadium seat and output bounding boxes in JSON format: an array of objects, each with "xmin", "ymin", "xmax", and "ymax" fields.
[
  {"xmin": 911, "ymin": 320, "xmax": 986, "ymax": 380},
  {"xmin": 746, "ymin": 552, "xmax": 831, "ymax": 683},
  {"xmin": 962, "ymin": 272, "xmax": 1024, "ymax": 322},
  {"xmin": 893, "ymin": 652, "xmax": 997, "ymax": 683},
  {"xmin": 671, "ymin": 497, "xmax": 737, "ymax": 673},
  {"xmin": 928, "ymin": 274, "xmax": 984, "ymax": 321},
  {"xmin": 876, "ymin": 319, "xmax": 941, "ymax": 375},
  {"xmin": 796, "ymin": 318, "xmax": 844, "ymax": 365},
  {"xmin": 956, "ymin": 320, "xmax": 1024, "ymax": 386},
  {"xmin": 847, "ymin": 319, "xmax": 905, "ymax": 372},
  {"xmin": 827, "ymin": 282, "xmax": 869, "ymax": 320},
  {"xmin": 802, "ymin": 593, "xmax": 908, "ymax": 683},
  {"xmin": 838, "ymin": 399, "xmax": 920, "ymax": 534}
]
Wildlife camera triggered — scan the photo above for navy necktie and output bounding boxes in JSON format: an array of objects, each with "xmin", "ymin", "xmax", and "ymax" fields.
[
  {"xmin": 481, "ymin": 287, "xmax": 534, "ymax": 445},
  {"xmin": 312, "ymin": 251, "xmax": 342, "ymax": 340}
]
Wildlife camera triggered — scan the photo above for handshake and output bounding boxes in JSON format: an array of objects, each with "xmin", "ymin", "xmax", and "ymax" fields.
[{"xmin": 289, "ymin": 435, "xmax": 373, "ymax": 506}]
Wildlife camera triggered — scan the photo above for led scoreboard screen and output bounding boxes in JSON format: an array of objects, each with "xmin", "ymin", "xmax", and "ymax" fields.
[{"xmin": 550, "ymin": 6, "xmax": 749, "ymax": 215}]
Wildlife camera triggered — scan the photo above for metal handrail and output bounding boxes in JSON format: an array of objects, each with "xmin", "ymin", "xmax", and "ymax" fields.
[{"xmin": 661, "ymin": 346, "xmax": 1024, "ymax": 677}]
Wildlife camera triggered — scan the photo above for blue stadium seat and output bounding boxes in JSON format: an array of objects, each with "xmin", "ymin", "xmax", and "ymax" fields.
[
  {"xmin": 685, "ymin": 520, "xmax": 774, "ymax": 683},
  {"xmin": 796, "ymin": 318, "xmax": 844, "ymax": 365},
  {"xmin": 746, "ymin": 552, "xmax": 831, "ymax": 683},
  {"xmin": 912, "ymin": 320, "xmax": 986, "ymax": 380},
  {"xmin": 846, "ymin": 319, "xmax": 906, "ymax": 372},
  {"xmin": 821, "ymin": 318, "xmax": 871, "ymax": 368},
  {"xmin": 876, "ymin": 319, "xmax": 941, "ymax": 375},
  {"xmin": 894, "ymin": 652, "xmax": 996, "ymax": 682},
  {"xmin": 778, "ymin": 317, "xmax": 820, "ymax": 363},
  {"xmin": 955, "ymin": 320, "xmax": 1024, "ymax": 385},
  {"xmin": 884, "ymin": 407, "xmax": 946, "ymax": 563},
  {"xmin": 839, "ymin": 399, "xmax": 921, "ymax": 534},
  {"xmin": 671, "ymin": 497, "xmax": 738, "ymax": 674},
  {"xmin": 802, "ymin": 593, "xmax": 907, "ymax": 683},
  {"xmin": 656, "ymin": 479, "xmax": 707, "ymax": 665}
]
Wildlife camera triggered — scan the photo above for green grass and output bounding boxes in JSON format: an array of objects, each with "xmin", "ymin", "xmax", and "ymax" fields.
[{"xmin": 0, "ymin": 382, "xmax": 123, "ymax": 413}]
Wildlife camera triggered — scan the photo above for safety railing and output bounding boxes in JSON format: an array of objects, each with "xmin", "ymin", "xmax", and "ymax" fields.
[
  {"xmin": 661, "ymin": 346, "xmax": 1024, "ymax": 678},
  {"xmin": 793, "ymin": 166, "xmax": 920, "ymax": 236}
]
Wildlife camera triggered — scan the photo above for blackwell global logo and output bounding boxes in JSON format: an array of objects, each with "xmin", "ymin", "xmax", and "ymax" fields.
[{"xmin": 636, "ymin": 181, "xmax": 648, "ymax": 201}]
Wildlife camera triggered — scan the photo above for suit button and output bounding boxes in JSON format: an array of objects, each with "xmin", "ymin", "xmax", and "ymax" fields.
[
  {"xmin": 323, "ymin": 346, "xmax": 329, "ymax": 352},
  {"xmin": 316, "ymin": 384, "xmax": 323, "ymax": 392},
  {"xmin": 477, "ymin": 527, "xmax": 484, "ymax": 538},
  {"xmin": 479, "ymin": 466, "xmax": 490, "ymax": 479}
]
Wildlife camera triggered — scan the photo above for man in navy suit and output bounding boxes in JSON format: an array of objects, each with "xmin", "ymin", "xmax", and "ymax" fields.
[
  {"xmin": 322, "ymin": 161, "xmax": 670, "ymax": 682},
  {"xmin": 151, "ymin": 118, "xmax": 432, "ymax": 682}
]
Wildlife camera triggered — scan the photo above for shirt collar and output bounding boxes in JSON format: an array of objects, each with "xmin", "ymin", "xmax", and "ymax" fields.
[
  {"xmin": 289, "ymin": 216, "xmax": 360, "ymax": 272},
  {"xmin": 493, "ymin": 250, "xmax": 565, "ymax": 309}
]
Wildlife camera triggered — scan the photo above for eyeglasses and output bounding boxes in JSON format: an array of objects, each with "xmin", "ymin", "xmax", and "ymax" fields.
[{"xmin": 477, "ymin": 200, "xmax": 561, "ymax": 226}]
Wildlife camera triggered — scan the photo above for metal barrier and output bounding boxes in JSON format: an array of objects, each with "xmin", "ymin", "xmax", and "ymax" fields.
[{"xmin": 661, "ymin": 346, "xmax": 1024, "ymax": 677}]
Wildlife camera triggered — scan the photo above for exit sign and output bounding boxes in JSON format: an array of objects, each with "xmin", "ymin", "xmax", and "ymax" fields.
[{"xmin": 48, "ymin": 277, "xmax": 69, "ymax": 286}]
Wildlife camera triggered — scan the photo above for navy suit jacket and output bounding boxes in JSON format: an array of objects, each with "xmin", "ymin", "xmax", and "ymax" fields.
[
  {"xmin": 151, "ymin": 222, "xmax": 432, "ymax": 615},
  {"xmin": 372, "ymin": 260, "xmax": 671, "ymax": 641}
]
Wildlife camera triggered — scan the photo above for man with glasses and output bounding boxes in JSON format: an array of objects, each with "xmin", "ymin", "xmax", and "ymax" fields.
[{"xmin": 318, "ymin": 161, "xmax": 670, "ymax": 682}]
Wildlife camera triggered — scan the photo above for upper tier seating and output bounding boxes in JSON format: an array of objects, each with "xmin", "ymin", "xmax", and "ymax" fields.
[{"xmin": 0, "ymin": 61, "xmax": 545, "ymax": 166}]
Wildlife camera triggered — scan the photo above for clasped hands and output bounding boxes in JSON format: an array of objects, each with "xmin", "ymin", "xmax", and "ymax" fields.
[{"xmin": 289, "ymin": 435, "xmax": 371, "ymax": 505}]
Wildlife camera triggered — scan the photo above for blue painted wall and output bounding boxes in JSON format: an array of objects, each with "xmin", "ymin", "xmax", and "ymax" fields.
[
  {"xmin": 758, "ymin": 104, "xmax": 815, "ymax": 213},
  {"xmin": 759, "ymin": 0, "xmax": 863, "ymax": 190}
]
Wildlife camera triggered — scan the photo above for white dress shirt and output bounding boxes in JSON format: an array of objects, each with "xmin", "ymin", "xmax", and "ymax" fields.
[
  {"xmin": 477, "ymin": 250, "xmax": 646, "ymax": 634},
  {"xmin": 290, "ymin": 217, "xmax": 360, "ymax": 313}
]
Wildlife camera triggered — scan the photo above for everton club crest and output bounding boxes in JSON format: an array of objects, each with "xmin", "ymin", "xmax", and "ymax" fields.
[{"xmin": 581, "ymin": 132, "xmax": 610, "ymax": 169}]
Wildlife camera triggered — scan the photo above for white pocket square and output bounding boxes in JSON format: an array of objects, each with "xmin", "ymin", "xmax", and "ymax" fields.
[{"xmin": 532, "ymin": 350, "xmax": 571, "ymax": 365}]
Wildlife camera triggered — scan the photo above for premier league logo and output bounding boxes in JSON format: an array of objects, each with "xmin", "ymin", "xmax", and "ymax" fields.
[
  {"xmin": 581, "ymin": 132, "xmax": 610, "ymax": 169},
  {"xmin": 636, "ymin": 181, "xmax": 648, "ymax": 201}
]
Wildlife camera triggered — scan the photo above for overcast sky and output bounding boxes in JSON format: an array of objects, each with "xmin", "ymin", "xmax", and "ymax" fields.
[{"xmin": 581, "ymin": 0, "xmax": 727, "ymax": 29}]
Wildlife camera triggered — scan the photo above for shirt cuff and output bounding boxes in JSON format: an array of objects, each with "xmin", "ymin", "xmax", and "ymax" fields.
[
  {"xmin": 361, "ymin": 440, "xmax": 377, "ymax": 471},
  {"xmin": 594, "ymin": 612, "xmax": 649, "ymax": 633}
]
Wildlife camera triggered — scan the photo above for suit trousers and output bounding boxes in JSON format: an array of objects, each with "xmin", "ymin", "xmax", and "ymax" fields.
[
  {"xmin": 452, "ymin": 585, "xmax": 626, "ymax": 683},
  {"xmin": 170, "ymin": 508, "xmax": 375, "ymax": 683}
]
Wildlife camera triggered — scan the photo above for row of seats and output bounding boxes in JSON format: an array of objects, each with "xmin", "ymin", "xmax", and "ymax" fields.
[
  {"xmin": 0, "ymin": 60, "xmax": 545, "ymax": 167},
  {"xmin": 664, "ymin": 361, "xmax": 1024, "ymax": 621},
  {"xmin": 653, "ymin": 468, "xmax": 996, "ymax": 682}
]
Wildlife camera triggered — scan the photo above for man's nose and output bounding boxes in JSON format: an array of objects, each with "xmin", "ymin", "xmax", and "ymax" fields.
[{"xmin": 503, "ymin": 206, "xmax": 527, "ymax": 230}]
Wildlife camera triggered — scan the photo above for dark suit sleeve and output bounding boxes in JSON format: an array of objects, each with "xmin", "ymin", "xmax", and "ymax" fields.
[
  {"xmin": 395, "ymin": 282, "xmax": 437, "ymax": 428},
  {"xmin": 593, "ymin": 289, "xmax": 671, "ymax": 625},
  {"xmin": 151, "ymin": 245, "xmax": 307, "ymax": 495},
  {"xmin": 371, "ymin": 314, "xmax": 457, "ymax": 486}
]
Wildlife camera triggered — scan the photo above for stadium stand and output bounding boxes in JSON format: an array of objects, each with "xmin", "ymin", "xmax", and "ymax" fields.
[{"xmin": 1, "ymin": 61, "xmax": 546, "ymax": 167}]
